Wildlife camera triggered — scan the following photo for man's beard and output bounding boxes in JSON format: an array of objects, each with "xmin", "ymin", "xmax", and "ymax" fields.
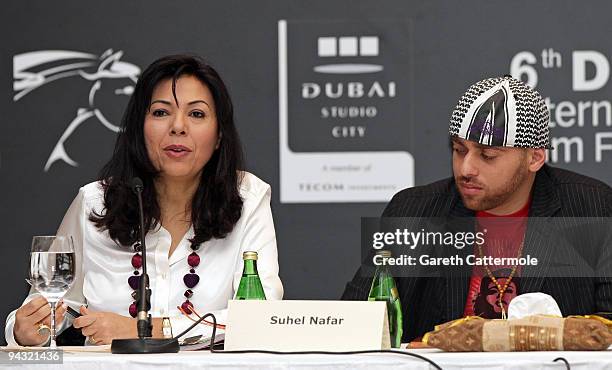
[{"xmin": 456, "ymin": 164, "xmax": 528, "ymax": 212}]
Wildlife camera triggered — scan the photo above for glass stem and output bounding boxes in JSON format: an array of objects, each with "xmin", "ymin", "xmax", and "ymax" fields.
[{"xmin": 49, "ymin": 302, "xmax": 57, "ymax": 348}]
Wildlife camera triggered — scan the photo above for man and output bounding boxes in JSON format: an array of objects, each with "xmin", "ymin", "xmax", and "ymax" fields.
[{"xmin": 342, "ymin": 76, "xmax": 612, "ymax": 342}]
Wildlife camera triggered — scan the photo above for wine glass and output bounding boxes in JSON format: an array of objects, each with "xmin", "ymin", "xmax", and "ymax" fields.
[{"xmin": 30, "ymin": 236, "xmax": 75, "ymax": 348}]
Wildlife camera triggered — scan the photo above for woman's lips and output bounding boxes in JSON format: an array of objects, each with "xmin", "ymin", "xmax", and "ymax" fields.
[
  {"xmin": 163, "ymin": 144, "xmax": 192, "ymax": 159},
  {"xmin": 164, "ymin": 149, "xmax": 190, "ymax": 159}
]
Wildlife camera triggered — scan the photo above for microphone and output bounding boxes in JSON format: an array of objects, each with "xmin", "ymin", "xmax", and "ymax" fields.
[
  {"xmin": 131, "ymin": 177, "xmax": 151, "ymax": 339},
  {"xmin": 131, "ymin": 177, "xmax": 144, "ymax": 194},
  {"xmin": 111, "ymin": 177, "xmax": 179, "ymax": 354}
]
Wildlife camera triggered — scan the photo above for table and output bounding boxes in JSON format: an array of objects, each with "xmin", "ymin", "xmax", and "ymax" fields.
[{"xmin": 1, "ymin": 347, "xmax": 611, "ymax": 370}]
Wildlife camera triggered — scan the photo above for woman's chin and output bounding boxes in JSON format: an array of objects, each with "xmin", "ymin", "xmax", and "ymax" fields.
[{"xmin": 159, "ymin": 166, "xmax": 198, "ymax": 180}]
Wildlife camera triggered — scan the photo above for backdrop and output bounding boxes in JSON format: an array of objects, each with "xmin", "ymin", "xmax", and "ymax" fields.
[{"xmin": 2, "ymin": 0, "xmax": 611, "ymax": 344}]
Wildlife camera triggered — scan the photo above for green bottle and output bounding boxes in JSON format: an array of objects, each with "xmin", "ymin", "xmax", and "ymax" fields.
[
  {"xmin": 368, "ymin": 250, "xmax": 403, "ymax": 348},
  {"xmin": 235, "ymin": 251, "xmax": 267, "ymax": 300}
]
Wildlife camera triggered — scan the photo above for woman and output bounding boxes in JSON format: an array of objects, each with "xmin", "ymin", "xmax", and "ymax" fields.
[{"xmin": 6, "ymin": 55, "xmax": 283, "ymax": 346}]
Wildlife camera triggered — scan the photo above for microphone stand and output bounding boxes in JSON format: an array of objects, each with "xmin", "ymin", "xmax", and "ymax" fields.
[{"xmin": 111, "ymin": 178, "xmax": 179, "ymax": 354}]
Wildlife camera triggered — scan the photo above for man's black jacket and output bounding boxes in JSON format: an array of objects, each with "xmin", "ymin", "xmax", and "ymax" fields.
[{"xmin": 341, "ymin": 165, "xmax": 612, "ymax": 342}]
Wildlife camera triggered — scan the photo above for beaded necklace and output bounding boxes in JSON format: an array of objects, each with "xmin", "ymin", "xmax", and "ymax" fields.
[
  {"xmin": 128, "ymin": 240, "xmax": 201, "ymax": 317},
  {"xmin": 476, "ymin": 241, "xmax": 524, "ymax": 320}
]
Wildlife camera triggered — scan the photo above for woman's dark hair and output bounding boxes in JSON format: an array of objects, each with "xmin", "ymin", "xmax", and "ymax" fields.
[{"xmin": 90, "ymin": 54, "xmax": 244, "ymax": 247}]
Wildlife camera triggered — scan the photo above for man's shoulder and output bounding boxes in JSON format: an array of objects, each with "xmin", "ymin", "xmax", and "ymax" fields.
[
  {"xmin": 545, "ymin": 165, "xmax": 611, "ymax": 192},
  {"xmin": 383, "ymin": 178, "xmax": 456, "ymax": 217},
  {"xmin": 542, "ymin": 165, "xmax": 612, "ymax": 215}
]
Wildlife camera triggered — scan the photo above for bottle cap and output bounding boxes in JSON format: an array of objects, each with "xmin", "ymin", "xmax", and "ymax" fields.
[
  {"xmin": 243, "ymin": 251, "xmax": 258, "ymax": 260},
  {"xmin": 375, "ymin": 250, "xmax": 392, "ymax": 258}
]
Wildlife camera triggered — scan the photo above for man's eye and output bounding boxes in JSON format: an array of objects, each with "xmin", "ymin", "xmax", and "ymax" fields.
[
  {"xmin": 481, "ymin": 153, "xmax": 496, "ymax": 161},
  {"xmin": 453, "ymin": 147, "xmax": 466, "ymax": 154},
  {"xmin": 152, "ymin": 109, "xmax": 168, "ymax": 117},
  {"xmin": 190, "ymin": 111, "xmax": 205, "ymax": 118}
]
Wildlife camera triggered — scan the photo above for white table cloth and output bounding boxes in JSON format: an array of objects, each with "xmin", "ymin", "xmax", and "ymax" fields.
[{"xmin": 1, "ymin": 348, "xmax": 611, "ymax": 370}]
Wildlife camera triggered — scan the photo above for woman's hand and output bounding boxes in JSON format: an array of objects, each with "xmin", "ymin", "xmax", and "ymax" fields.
[
  {"xmin": 73, "ymin": 306, "xmax": 138, "ymax": 345},
  {"xmin": 14, "ymin": 297, "xmax": 66, "ymax": 346}
]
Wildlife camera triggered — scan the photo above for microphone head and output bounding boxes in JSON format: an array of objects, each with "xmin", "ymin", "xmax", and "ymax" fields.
[{"xmin": 131, "ymin": 177, "xmax": 144, "ymax": 194}]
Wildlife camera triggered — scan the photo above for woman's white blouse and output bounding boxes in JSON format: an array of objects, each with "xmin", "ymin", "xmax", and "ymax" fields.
[{"xmin": 5, "ymin": 172, "xmax": 283, "ymax": 346}]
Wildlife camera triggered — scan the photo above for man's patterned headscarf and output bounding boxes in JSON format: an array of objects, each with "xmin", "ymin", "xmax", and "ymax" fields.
[{"xmin": 449, "ymin": 76, "xmax": 551, "ymax": 148}]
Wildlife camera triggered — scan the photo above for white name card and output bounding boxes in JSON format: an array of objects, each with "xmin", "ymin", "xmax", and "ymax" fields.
[{"xmin": 225, "ymin": 300, "xmax": 390, "ymax": 351}]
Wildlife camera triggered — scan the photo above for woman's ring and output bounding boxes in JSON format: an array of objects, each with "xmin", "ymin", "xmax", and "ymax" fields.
[{"xmin": 37, "ymin": 323, "xmax": 50, "ymax": 336}]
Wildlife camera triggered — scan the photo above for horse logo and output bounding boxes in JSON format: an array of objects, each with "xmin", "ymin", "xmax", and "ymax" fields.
[{"xmin": 13, "ymin": 49, "xmax": 141, "ymax": 171}]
